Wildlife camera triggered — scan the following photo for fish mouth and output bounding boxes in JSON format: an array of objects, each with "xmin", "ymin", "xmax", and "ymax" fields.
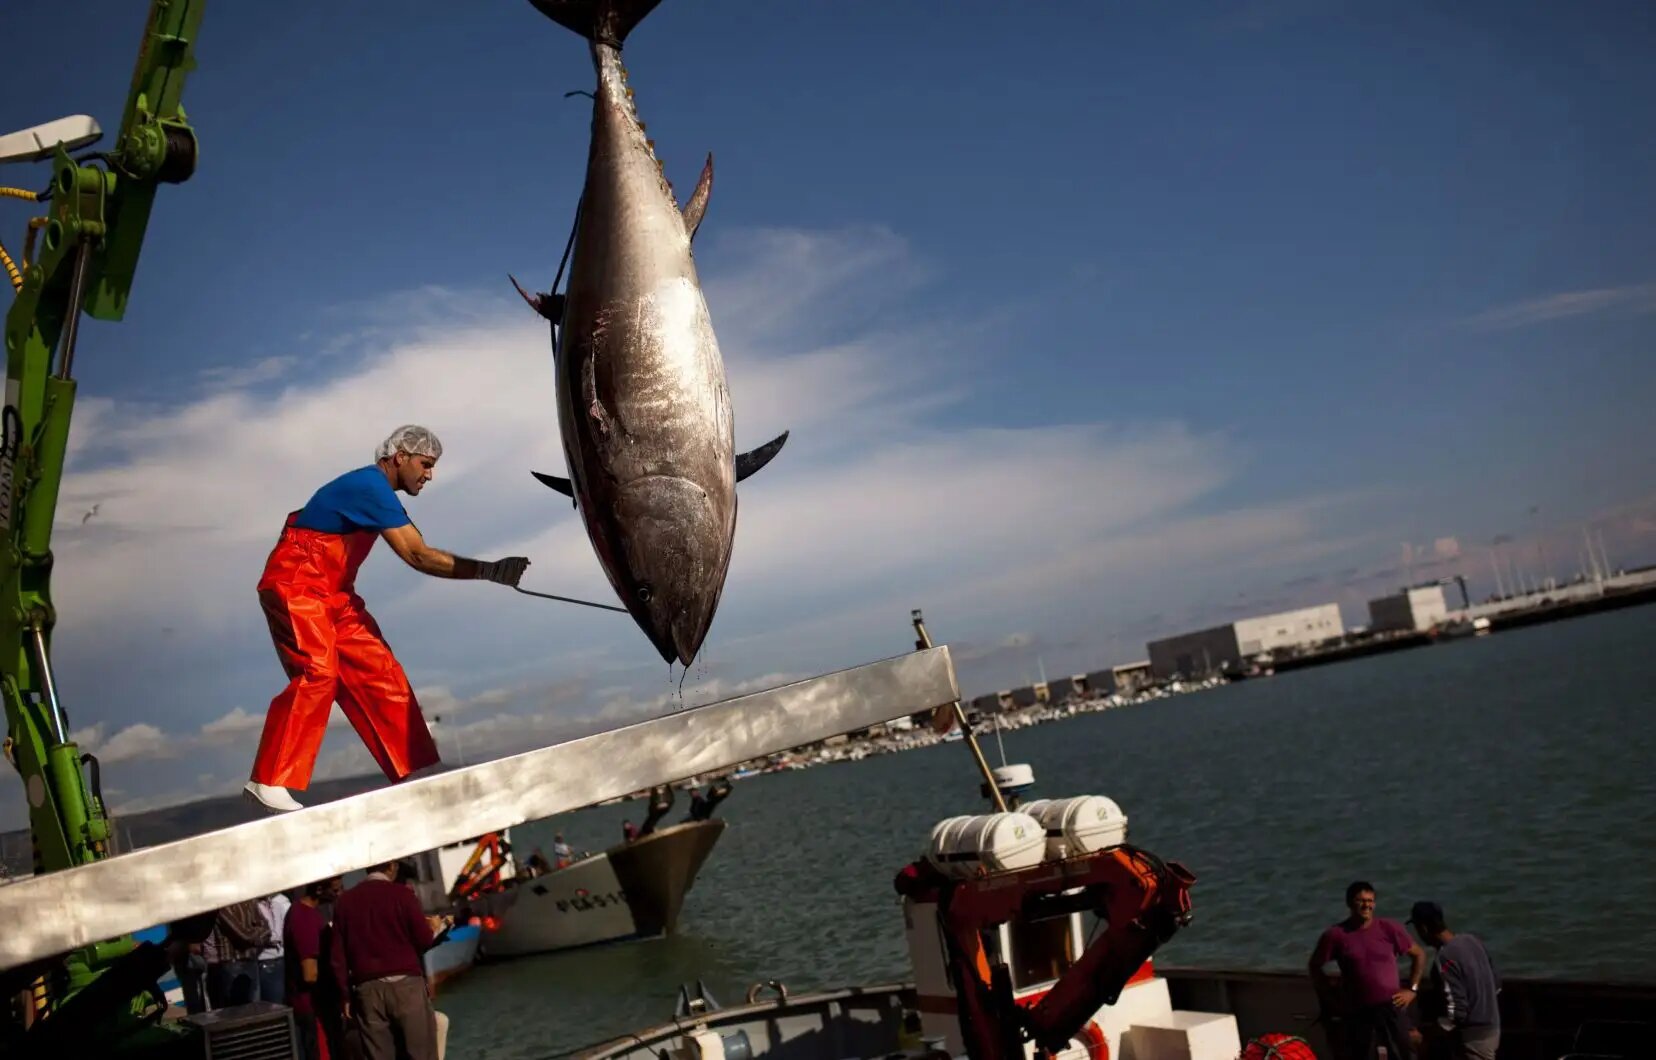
[{"xmin": 612, "ymin": 475, "xmax": 732, "ymax": 666}]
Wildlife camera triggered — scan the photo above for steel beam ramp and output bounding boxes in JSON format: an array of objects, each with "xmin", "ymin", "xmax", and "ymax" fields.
[{"xmin": 0, "ymin": 647, "xmax": 957, "ymax": 972}]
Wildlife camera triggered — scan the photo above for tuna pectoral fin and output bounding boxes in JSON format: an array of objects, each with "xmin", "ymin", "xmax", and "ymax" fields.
[
  {"xmin": 526, "ymin": 0, "xmax": 663, "ymax": 45},
  {"xmin": 735, "ymin": 431, "xmax": 789, "ymax": 483},
  {"xmin": 682, "ymin": 154, "xmax": 713, "ymax": 241},
  {"xmin": 531, "ymin": 471, "xmax": 574, "ymax": 497},
  {"xmin": 532, "ymin": 470, "xmax": 580, "ymax": 509}
]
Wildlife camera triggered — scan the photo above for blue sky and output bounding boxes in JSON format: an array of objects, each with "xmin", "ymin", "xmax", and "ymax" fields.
[{"xmin": 2, "ymin": 1, "xmax": 1653, "ymax": 822}]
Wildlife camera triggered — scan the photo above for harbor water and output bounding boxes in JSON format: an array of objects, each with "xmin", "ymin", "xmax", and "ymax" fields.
[{"xmin": 440, "ymin": 606, "xmax": 1656, "ymax": 1060}]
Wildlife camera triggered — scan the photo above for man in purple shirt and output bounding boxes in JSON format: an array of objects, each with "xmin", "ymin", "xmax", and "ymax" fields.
[{"xmin": 1309, "ymin": 880, "xmax": 1427, "ymax": 1060}]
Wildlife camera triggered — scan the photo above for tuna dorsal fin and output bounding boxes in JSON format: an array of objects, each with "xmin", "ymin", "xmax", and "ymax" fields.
[
  {"xmin": 735, "ymin": 431, "xmax": 789, "ymax": 483},
  {"xmin": 525, "ymin": 0, "xmax": 664, "ymax": 47},
  {"xmin": 509, "ymin": 275, "xmax": 564, "ymax": 322},
  {"xmin": 682, "ymin": 153, "xmax": 713, "ymax": 241}
]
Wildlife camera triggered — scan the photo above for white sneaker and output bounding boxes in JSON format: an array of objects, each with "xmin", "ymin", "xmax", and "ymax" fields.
[{"xmin": 243, "ymin": 781, "xmax": 303, "ymax": 813}]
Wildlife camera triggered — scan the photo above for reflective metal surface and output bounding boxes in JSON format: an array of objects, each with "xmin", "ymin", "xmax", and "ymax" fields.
[{"xmin": 0, "ymin": 647, "xmax": 956, "ymax": 971}]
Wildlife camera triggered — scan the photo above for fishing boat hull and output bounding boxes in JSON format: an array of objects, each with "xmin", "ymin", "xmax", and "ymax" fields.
[
  {"xmin": 579, "ymin": 983, "xmax": 915, "ymax": 1060},
  {"xmin": 577, "ymin": 970, "xmax": 1656, "ymax": 1060},
  {"xmin": 470, "ymin": 819, "xmax": 726, "ymax": 959},
  {"xmin": 422, "ymin": 922, "xmax": 481, "ymax": 990},
  {"xmin": 1159, "ymin": 966, "xmax": 1656, "ymax": 1060}
]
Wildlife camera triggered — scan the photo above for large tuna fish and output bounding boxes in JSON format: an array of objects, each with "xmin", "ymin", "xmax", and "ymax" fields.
[{"xmin": 515, "ymin": 0, "xmax": 787, "ymax": 666}]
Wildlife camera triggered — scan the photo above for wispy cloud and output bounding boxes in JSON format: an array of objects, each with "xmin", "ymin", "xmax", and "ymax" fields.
[
  {"xmin": 199, "ymin": 355, "xmax": 299, "ymax": 392},
  {"xmin": 1459, "ymin": 282, "xmax": 1656, "ymax": 331}
]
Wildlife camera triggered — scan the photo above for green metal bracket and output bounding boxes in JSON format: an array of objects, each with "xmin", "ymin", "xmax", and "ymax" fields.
[{"xmin": 1, "ymin": 0, "xmax": 205, "ymax": 1048}]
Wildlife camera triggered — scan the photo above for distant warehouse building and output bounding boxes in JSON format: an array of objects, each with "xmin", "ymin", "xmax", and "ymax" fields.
[
  {"xmin": 1111, "ymin": 661, "xmax": 1153, "ymax": 695},
  {"xmin": 1368, "ymin": 585, "xmax": 1449, "ymax": 633},
  {"xmin": 1045, "ymin": 676, "xmax": 1078, "ymax": 703},
  {"xmin": 1147, "ymin": 604, "xmax": 1345, "ymax": 679}
]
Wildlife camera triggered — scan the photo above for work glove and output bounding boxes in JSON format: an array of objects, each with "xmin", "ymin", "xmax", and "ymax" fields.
[{"xmin": 478, "ymin": 556, "xmax": 530, "ymax": 587}]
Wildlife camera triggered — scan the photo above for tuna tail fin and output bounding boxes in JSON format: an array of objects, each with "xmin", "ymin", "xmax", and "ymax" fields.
[
  {"xmin": 735, "ymin": 431, "xmax": 789, "ymax": 483},
  {"xmin": 525, "ymin": 0, "xmax": 664, "ymax": 47}
]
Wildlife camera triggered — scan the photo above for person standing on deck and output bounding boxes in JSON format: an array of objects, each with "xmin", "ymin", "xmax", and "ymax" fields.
[
  {"xmin": 206, "ymin": 900, "xmax": 272, "ymax": 1007},
  {"xmin": 1407, "ymin": 901, "xmax": 1501, "ymax": 1060},
  {"xmin": 331, "ymin": 860, "xmax": 451, "ymax": 1060},
  {"xmin": 243, "ymin": 426, "xmax": 531, "ymax": 813},
  {"xmin": 255, "ymin": 891, "xmax": 291, "ymax": 1004},
  {"xmin": 1309, "ymin": 880, "xmax": 1427, "ymax": 1060},
  {"xmin": 285, "ymin": 877, "xmax": 343, "ymax": 1060}
]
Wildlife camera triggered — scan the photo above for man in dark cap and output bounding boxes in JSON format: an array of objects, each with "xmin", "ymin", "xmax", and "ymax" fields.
[{"xmin": 1408, "ymin": 901, "xmax": 1501, "ymax": 1060}]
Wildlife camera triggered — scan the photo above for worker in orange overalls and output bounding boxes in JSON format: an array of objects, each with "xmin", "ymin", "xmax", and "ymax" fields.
[{"xmin": 243, "ymin": 426, "xmax": 530, "ymax": 813}]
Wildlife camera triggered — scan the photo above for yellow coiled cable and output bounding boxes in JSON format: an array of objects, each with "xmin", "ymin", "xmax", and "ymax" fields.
[{"xmin": 0, "ymin": 238, "xmax": 21, "ymax": 291}]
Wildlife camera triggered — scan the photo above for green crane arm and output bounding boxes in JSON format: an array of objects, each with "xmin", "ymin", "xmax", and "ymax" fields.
[{"xmin": 0, "ymin": 0, "xmax": 204, "ymax": 1044}]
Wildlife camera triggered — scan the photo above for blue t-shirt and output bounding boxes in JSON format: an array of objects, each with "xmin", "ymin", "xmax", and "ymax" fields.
[{"xmin": 292, "ymin": 466, "xmax": 411, "ymax": 535}]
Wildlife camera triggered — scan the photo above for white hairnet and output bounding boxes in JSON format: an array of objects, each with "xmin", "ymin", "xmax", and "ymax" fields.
[{"xmin": 376, "ymin": 424, "xmax": 443, "ymax": 462}]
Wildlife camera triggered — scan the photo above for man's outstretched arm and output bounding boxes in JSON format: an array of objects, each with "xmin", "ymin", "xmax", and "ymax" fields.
[{"xmin": 382, "ymin": 524, "xmax": 529, "ymax": 584}]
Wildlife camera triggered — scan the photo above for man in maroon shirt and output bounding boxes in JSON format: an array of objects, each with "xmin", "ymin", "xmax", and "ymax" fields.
[
  {"xmin": 1309, "ymin": 880, "xmax": 1427, "ymax": 1060},
  {"xmin": 284, "ymin": 877, "xmax": 343, "ymax": 1060},
  {"xmin": 329, "ymin": 861, "xmax": 451, "ymax": 1060}
]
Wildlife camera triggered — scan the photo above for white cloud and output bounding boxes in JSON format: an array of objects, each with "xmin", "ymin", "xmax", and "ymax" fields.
[
  {"xmin": 95, "ymin": 723, "xmax": 171, "ymax": 765},
  {"xmin": 199, "ymin": 708, "xmax": 266, "ymax": 739},
  {"xmin": 3, "ymin": 223, "xmax": 1354, "ymax": 825}
]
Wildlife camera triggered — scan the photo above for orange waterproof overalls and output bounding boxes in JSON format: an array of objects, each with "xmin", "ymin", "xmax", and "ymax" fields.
[{"xmin": 250, "ymin": 511, "xmax": 439, "ymax": 789}]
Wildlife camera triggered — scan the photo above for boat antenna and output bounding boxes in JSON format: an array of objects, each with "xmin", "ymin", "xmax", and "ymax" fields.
[{"xmin": 911, "ymin": 609, "xmax": 1008, "ymax": 812}]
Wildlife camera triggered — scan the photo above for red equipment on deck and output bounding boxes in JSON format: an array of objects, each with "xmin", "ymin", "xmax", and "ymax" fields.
[
  {"xmin": 450, "ymin": 833, "xmax": 513, "ymax": 902},
  {"xmin": 895, "ymin": 844, "xmax": 1196, "ymax": 1060}
]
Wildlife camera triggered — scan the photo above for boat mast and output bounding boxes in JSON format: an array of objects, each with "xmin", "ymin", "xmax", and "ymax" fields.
[{"xmin": 912, "ymin": 609, "xmax": 1007, "ymax": 812}]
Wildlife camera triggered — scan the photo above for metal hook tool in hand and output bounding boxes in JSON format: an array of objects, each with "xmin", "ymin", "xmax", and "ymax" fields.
[{"xmin": 513, "ymin": 586, "xmax": 628, "ymax": 614}]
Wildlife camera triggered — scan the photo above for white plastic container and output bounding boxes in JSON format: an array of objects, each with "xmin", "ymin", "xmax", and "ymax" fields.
[
  {"xmin": 1021, "ymin": 795, "xmax": 1128, "ymax": 859},
  {"xmin": 926, "ymin": 812, "xmax": 1046, "ymax": 878}
]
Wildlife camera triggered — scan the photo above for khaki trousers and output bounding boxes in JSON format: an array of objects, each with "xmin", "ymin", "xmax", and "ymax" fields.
[{"xmin": 352, "ymin": 976, "xmax": 437, "ymax": 1060}]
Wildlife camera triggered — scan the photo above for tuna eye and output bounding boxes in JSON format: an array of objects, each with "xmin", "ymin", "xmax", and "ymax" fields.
[{"xmin": 637, "ymin": 585, "xmax": 652, "ymax": 602}]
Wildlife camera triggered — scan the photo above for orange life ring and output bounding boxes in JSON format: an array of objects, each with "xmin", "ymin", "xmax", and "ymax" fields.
[
  {"xmin": 1013, "ymin": 988, "xmax": 1108, "ymax": 1060},
  {"xmin": 1240, "ymin": 1034, "xmax": 1315, "ymax": 1060},
  {"xmin": 1076, "ymin": 1019, "xmax": 1108, "ymax": 1060}
]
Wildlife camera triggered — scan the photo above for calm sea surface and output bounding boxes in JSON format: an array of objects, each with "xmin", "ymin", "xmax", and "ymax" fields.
[{"xmin": 440, "ymin": 606, "xmax": 1656, "ymax": 1059}]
